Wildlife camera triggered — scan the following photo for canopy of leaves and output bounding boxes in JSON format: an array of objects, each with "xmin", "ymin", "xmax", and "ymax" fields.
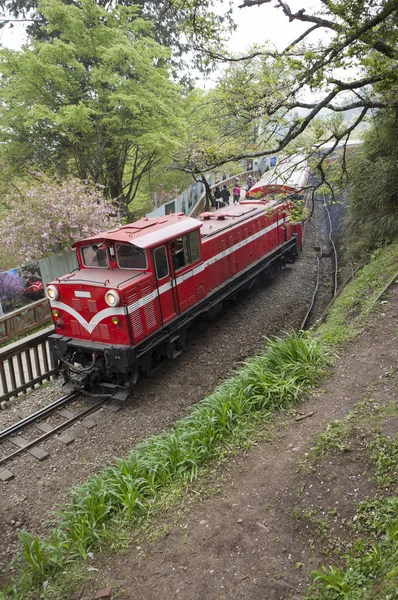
[
  {"xmin": 0, "ymin": 177, "xmax": 116, "ymax": 268},
  {"xmin": 175, "ymin": 0, "xmax": 398, "ymax": 178},
  {"xmin": 0, "ymin": 0, "xmax": 234, "ymax": 82},
  {"xmin": 0, "ymin": 0, "xmax": 186, "ymax": 213}
]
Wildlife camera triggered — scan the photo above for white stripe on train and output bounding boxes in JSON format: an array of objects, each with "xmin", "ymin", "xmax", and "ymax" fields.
[{"xmin": 50, "ymin": 219, "xmax": 284, "ymax": 334}]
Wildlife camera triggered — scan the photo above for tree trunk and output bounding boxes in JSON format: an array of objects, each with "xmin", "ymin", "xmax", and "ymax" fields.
[{"xmin": 200, "ymin": 174, "xmax": 215, "ymax": 211}]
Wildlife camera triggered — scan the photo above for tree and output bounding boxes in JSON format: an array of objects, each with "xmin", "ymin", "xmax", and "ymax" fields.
[
  {"xmin": 174, "ymin": 0, "xmax": 398, "ymax": 183},
  {"xmin": 0, "ymin": 0, "xmax": 233, "ymax": 82},
  {"xmin": 0, "ymin": 0, "xmax": 186, "ymax": 214},
  {"xmin": 0, "ymin": 177, "xmax": 116, "ymax": 268}
]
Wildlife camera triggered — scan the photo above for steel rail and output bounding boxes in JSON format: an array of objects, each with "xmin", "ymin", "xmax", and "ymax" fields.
[
  {"xmin": 0, "ymin": 391, "xmax": 80, "ymax": 442},
  {"xmin": 0, "ymin": 396, "xmax": 108, "ymax": 468}
]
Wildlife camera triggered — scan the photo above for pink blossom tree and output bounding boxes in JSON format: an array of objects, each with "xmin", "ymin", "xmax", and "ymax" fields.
[
  {"xmin": 0, "ymin": 271, "xmax": 25, "ymax": 312},
  {"xmin": 0, "ymin": 178, "xmax": 117, "ymax": 268}
]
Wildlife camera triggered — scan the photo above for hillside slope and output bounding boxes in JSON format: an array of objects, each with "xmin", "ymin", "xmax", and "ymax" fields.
[{"xmin": 78, "ymin": 277, "xmax": 398, "ymax": 599}]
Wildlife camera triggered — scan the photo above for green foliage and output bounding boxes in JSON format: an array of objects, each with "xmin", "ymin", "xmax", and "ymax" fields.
[
  {"xmin": 345, "ymin": 111, "xmax": 398, "ymax": 256},
  {"xmin": 0, "ymin": 0, "xmax": 233, "ymax": 83},
  {"xmin": 289, "ymin": 199, "xmax": 308, "ymax": 224},
  {"xmin": 18, "ymin": 531, "xmax": 65, "ymax": 583},
  {"xmin": 309, "ymin": 511, "xmax": 398, "ymax": 600},
  {"xmin": 315, "ymin": 242, "xmax": 398, "ymax": 346},
  {"xmin": 0, "ymin": 0, "xmax": 186, "ymax": 213},
  {"xmin": 368, "ymin": 436, "xmax": 398, "ymax": 487},
  {"xmin": 310, "ymin": 420, "xmax": 352, "ymax": 459},
  {"xmin": 2, "ymin": 332, "xmax": 327, "ymax": 598},
  {"xmin": 175, "ymin": 1, "xmax": 398, "ymax": 181}
]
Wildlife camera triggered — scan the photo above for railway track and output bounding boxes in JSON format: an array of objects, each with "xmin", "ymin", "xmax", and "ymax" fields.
[{"xmin": 0, "ymin": 391, "xmax": 117, "ymax": 480}]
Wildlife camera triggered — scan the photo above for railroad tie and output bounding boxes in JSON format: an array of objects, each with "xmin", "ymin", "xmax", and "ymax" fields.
[{"xmin": 11, "ymin": 436, "xmax": 49, "ymax": 461}]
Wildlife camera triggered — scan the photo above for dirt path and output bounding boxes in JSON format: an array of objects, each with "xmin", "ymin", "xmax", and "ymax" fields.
[{"xmin": 80, "ymin": 284, "xmax": 398, "ymax": 600}]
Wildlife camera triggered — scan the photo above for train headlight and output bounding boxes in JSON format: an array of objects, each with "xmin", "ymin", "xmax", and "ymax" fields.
[
  {"xmin": 46, "ymin": 285, "xmax": 59, "ymax": 301},
  {"xmin": 105, "ymin": 290, "xmax": 120, "ymax": 307}
]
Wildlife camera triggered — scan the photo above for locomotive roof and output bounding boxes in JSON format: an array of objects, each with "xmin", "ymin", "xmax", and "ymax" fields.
[
  {"xmin": 73, "ymin": 214, "xmax": 202, "ymax": 249},
  {"xmin": 72, "ymin": 202, "xmax": 281, "ymax": 250},
  {"xmin": 199, "ymin": 202, "xmax": 273, "ymax": 236}
]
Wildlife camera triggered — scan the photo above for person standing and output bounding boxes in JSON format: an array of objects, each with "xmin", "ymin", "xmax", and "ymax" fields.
[
  {"xmin": 214, "ymin": 186, "xmax": 222, "ymax": 208},
  {"xmin": 232, "ymin": 183, "xmax": 241, "ymax": 204},
  {"xmin": 220, "ymin": 184, "xmax": 231, "ymax": 206}
]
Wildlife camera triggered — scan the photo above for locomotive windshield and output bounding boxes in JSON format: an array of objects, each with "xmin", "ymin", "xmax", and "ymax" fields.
[
  {"xmin": 116, "ymin": 243, "xmax": 147, "ymax": 270},
  {"xmin": 81, "ymin": 245, "xmax": 109, "ymax": 268}
]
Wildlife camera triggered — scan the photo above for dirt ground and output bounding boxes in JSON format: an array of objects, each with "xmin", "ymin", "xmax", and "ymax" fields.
[
  {"xmin": 1, "ymin": 215, "xmax": 396, "ymax": 599},
  {"xmin": 0, "ymin": 221, "xmax": 325, "ymax": 581},
  {"xmin": 78, "ymin": 283, "xmax": 398, "ymax": 600}
]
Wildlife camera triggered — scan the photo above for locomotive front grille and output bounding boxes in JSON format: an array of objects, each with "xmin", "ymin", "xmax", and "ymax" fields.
[
  {"xmin": 126, "ymin": 291, "xmax": 144, "ymax": 338},
  {"xmin": 88, "ymin": 300, "xmax": 97, "ymax": 313},
  {"xmin": 99, "ymin": 324, "xmax": 110, "ymax": 341},
  {"xmin": 72, "ymin": 298, "xmax": 82, "ymax": 311},
  {"xmin": 141, "ymin": 284, "xmax": 158, "ymax": 329}
]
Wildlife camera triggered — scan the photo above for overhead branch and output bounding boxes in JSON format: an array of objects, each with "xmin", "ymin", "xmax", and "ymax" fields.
[
  {"xmin": 290, "ymin": 100, "xmax": 385, "ymax": 112},
  {"xmin": 240, "ymin": 0, "xmax": 398, "ymax": 59}
]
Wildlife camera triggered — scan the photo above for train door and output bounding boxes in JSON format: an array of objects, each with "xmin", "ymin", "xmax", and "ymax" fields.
[
  {"xmin": 153, "ymin": 245, "xmax": 178, "ymax": 324},
  {"xmin": 170, "ymin": 231, "xmax": 206, "ymax": 313}
]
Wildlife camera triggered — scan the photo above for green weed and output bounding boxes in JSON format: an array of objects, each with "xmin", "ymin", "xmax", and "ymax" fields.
[{"xmin": 2, "ymin": 332, "xmax": 327, "ymax": 599}]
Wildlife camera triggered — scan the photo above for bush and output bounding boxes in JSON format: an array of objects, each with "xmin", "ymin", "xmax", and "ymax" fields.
[{"xmin": 345, "ymin": 111, "xmax": 398, "ymax": 256}]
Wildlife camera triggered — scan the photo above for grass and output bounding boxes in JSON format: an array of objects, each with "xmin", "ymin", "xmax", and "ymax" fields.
[
  {"xmin": 314, "ymin": 242, "xmax": 398, "ymax": 346},
  {"xmin": 2, "ymin": 240, "xmax": 397, "ymax": 600},
  {"xmin": 303, "ymin": 395, "xmax": 398, "ymax": 599},
  {"xmin": 308, "ymin": 515, "xmax": 398, "ymax": 600},
  {"xmin": 1, "ymin": 332, "xmax": 328, "ymax": 599}
]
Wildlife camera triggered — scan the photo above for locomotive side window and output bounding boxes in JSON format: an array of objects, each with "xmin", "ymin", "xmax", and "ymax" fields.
[
  {"xmin": 81, "ymin": 245, "xmax": 109, "ymax": 268},
  {"xmin": 154, "ymin": 246, "xmax": 169, "ymax": 279},
  {"xmin": 187, "ymin": 230, "xmax": 201, "ymax": 263},
  {"xmin": 116, "ymin": 244, "xmax": 147, "ymax": 269},
  {"xmin": 171, "ymin": 230, "xmax": 201, "ymax": 271}
]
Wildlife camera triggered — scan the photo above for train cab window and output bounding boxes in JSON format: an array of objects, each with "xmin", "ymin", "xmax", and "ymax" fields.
[
  {"xmin": 116, "ymin": 243, "xmax": 147, "ymax": 269},
  {"xmin": 154, "ymin": 246, "xmax": 169, "ymax": 279},
  {"xmin": 81, "ymin": 245, "xmax": 109, "ymax": 268},
  {"xmin": 188, "ymin": 230, "xmax": 201, "ymax": 263},
  {"xmin": 171, "ymin": 230, "xmax": 201, "ymax": 271},
  {"xmin": 171, "ymin": 239, "xmax": 185, "ymax": 270}
]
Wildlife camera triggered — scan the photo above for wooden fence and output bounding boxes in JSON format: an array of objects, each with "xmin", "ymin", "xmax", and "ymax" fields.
[
  {"xmin": 0, "ymin": 326, "xmax": 58, "ymax": 403},
  {"xmin": 0, "ymin": 298, "xmax": 52, "ymax": 345},
  {"xmin": 189, "ymin": 170, "xmax": 259, "ymax": 218}
]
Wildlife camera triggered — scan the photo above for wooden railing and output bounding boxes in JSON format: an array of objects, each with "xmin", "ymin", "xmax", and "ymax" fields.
[
  {"xmin": 0, "ymin": 298, "xmax": 52, "ymax": 345},
  {"xmin": 0, "ymin": 326, "xmax": 58, "ymax": 403},
  {"xmin": 189, "ymin": 170, "xmax": 260, "ymax": 218}
]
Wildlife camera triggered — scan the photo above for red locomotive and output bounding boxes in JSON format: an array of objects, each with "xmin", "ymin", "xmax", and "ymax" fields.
[{"xmin": 46, "ymin": 198, "xmax": 303, "ymax": 398}]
